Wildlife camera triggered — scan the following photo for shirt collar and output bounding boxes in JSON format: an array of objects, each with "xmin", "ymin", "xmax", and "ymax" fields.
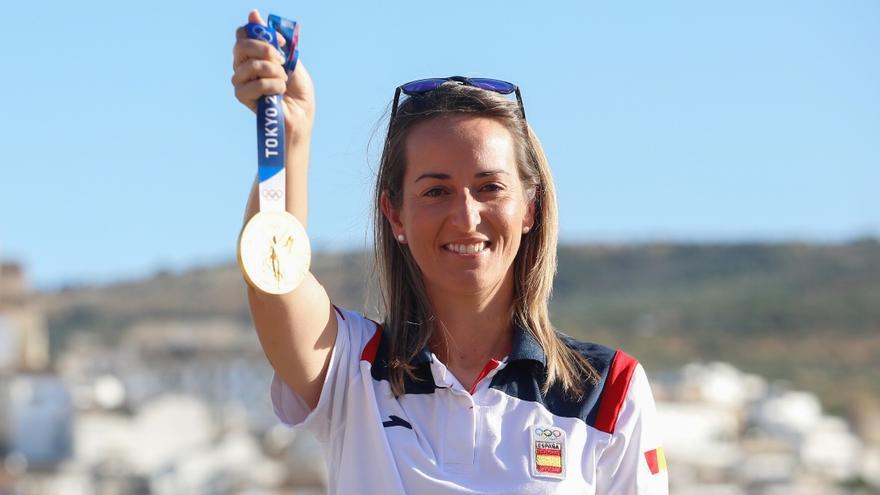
[
  {"xmin": 411, "ymin": 346, "xmax": 433, "ymax": 365},
  {"xmin": 507, "ymin": 323, "xmax": 547, "ymax": 366},
  {"xmin": 410, "ymin": 323, "xmax": 546, "ymax": 367}
]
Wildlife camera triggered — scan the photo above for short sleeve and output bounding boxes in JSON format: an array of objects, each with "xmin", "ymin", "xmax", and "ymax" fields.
[
  {"xmin": 269, "ymin": 306, "xmax": 378, "ymax": 442},
  {"xmin": 596, "ymin": 363, "xmax": 669, "ymax": 494}
]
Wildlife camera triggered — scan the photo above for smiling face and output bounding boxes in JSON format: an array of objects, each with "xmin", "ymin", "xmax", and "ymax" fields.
[{"xmin": 381, "ymin": 114, "xmax": 535, "ymax": 299}]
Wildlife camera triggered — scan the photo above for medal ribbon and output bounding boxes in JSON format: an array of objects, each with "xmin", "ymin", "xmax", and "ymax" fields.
[{"xmin": 245, "ymin": 16, "xmax": 300, "ymax": 213}]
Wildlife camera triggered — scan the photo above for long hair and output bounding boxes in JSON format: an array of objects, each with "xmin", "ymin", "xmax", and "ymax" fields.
[{"xmin": 373, "ymin": 82, "xmax": 599, "ymax": 398}]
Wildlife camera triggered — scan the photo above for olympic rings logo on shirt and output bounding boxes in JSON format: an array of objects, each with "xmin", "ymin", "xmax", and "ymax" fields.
[
  {"xmin": 262, "ymin": 189, "xmax": 283, "ymax": 200},
  {"xmin": 534, "ymin": 427, "xmax": 562, "ymax": 438}
]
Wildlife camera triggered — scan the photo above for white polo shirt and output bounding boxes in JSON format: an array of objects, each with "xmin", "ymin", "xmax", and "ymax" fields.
[{"xmin": 271, "ymin": 306, "xmax": 669, "ymax": 494}]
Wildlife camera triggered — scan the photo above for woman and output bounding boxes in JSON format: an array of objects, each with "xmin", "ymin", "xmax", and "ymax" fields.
[{"xmin": 232, "ymin": 10, "xmax": 668, "ymax": 494}]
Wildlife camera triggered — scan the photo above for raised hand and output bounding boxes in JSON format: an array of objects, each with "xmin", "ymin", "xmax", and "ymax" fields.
[{"xmin": 232, "ymin": 9, "xmax": 316, "ymax": 145}]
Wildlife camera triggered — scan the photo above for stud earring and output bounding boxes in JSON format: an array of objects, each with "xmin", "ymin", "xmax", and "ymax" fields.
[
  {"xmin": 397, "ymin": 234, "xmax": 406, "ymax": 243},
  {"xmin": 522, "ymin": 226, "xmax": 531, "ymax": 234}
]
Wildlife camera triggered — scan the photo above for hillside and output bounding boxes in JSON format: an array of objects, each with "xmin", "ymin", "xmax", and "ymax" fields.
[{"xmin": 37, "ymin": 239, "xmax": 880, "ymax": 416}]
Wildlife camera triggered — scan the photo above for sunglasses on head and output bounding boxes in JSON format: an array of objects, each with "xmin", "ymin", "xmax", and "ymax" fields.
[{"xmin": 390, "ymin": 76, "xmax": 527, "ymax": 122}]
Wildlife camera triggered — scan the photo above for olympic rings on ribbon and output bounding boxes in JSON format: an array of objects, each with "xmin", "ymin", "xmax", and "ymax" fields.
[
  {"xmin": 247, "ymin": 23, "xmax": 275, "ymax": 43},
  {"xmin": 262, "ymin": 189, "xmax": 283, "ymax": 200}
]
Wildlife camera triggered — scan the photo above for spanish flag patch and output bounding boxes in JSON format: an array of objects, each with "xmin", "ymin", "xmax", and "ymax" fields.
[
  {"xmin": 644, "ymin": 447, "xmax": 667, "ymax": 475},
  {"xmin": 530, "ymin": 426, "xmax": 566, "ymax": 479}
]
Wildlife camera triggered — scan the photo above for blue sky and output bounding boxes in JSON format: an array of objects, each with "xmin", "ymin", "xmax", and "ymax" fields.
[{"xmin": 1, "ymin": 1, "xmax": 877, "ymax": 289}]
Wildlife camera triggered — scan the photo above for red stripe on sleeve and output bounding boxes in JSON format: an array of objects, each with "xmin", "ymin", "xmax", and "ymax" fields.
[
  {"xmin": 360, "ymin": 323, "xmax": 382, "ymax": 364},
  {"xmin": 593, "ymin": 350, "xmax": 638, "ymax": 434}
]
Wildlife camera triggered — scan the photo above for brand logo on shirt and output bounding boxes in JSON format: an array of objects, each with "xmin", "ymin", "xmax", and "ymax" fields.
[
  {"xmin": 382, "ymin": 415, "xmax": 413, "ymax": 430},
  {"xmin": 644, "ymin": 447, "xmax": 667, "ymax": 475},
  {"xmin": 530, "ymin": 425, "xmax": 566, "ymax": 479}
]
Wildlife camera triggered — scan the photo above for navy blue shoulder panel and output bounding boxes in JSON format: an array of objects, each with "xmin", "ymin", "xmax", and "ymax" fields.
[
  {"xmin": 368, "ymin": 329, "xmax": 438, "ymax": 395},
  {"xmin": 488, "ymin": 332, "xmax": 618, "ymax": 427}
]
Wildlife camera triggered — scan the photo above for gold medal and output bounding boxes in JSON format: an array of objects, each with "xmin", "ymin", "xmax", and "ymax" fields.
[{"xmin": 238, "ymin": 210, "xmax": 311, "ymax": 295}]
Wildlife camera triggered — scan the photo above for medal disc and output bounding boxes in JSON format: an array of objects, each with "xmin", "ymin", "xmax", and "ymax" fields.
[{"xmin": 238, "ymin": 211, "xmax": 311, "ymax": 295}]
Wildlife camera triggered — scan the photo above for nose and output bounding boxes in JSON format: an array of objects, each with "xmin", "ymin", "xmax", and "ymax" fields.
[{"xmin": 450, "ymin": 189, "xmax": 481, "ymax": 231}]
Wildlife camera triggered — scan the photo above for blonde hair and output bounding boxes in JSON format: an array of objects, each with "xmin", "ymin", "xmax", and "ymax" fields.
[{"xmin": 373, "ymin": 83, "xmax": 599, "ymax": 398}]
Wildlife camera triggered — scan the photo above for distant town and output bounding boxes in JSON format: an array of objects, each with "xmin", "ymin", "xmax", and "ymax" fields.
[{"xmin": 2, "ymin": 259, "xmax": 878, "ymax": 494}]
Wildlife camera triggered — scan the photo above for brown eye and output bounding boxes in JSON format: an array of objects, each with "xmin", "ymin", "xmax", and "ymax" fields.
[{"xmin": 425, "ymin": 188, "xmax": 446, "ymax": 197}]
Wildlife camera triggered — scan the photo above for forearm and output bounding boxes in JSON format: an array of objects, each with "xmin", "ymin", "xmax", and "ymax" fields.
[
  {"xmin": 243, "ymin": 133, "xmax": 312, "ymax": 227},
  {"xmin": 285, "ymin": 134, "xmax": 311, "ymax": 227}
]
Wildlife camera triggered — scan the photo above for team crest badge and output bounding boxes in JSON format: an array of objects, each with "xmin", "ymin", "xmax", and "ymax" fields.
[{"xmin": 530, "ymin": 425, "xmax": 566, "ymax": 479}]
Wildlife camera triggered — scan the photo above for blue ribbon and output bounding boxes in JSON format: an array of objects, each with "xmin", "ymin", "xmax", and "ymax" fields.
[
  {"xmin": 245, "ymin": 16, "xmax": 299, "ymax": 183},
  {"xmin": 268, "ymin": 14, "xmax": 300, "ymax": 73}
]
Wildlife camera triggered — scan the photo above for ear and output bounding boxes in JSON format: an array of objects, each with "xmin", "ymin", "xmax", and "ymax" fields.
[
  {"xmin": 380, "ymin": 191, "xmax": 405, "ymax": 236},
  {"xmin": 523, "ymin": 197, "xmax": 536, "ymax": 231}
]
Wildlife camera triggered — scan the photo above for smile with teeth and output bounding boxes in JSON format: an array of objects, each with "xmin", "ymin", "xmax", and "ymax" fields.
[{"xmin": 444, "ymin": 242, "xmax": 490, "ymax": 254}]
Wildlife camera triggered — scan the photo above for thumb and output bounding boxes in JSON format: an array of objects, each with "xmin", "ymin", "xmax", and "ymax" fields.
[
  {"xmin": 248, "ymin": 9, "xmax": 265, "ymax": 25},
  {"xmin": 287, "ymin": 58, "xmax": 311, "ymax": 92}
]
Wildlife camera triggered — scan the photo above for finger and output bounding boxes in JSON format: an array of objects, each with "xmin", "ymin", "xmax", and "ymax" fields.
[
  {"xmin": 233, "ymin": 39, "xmax": 285, "ymax": 69},
  {"xmin": 232, "ymin": 59, "xmax": 288, "ymax": 87},
  {"xmin": 235, "ymin": 78, "xmax": 287, "ymax": 105},
  {"xmin": 236, "ymin": 25, "xmax": 247, "ymax": 41},
  {"xmin": 286, "ymin": 58, "xmax": 312, "ymax": 94}
]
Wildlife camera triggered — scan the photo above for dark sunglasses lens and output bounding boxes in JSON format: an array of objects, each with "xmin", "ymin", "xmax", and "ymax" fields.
[
  {"xmin": 401, "ymin": 78, "xmax": 448, "ymax": 94},
  {"xmin": 468, "ymin": 78, "xmax": 516, "ymax": 94}
]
